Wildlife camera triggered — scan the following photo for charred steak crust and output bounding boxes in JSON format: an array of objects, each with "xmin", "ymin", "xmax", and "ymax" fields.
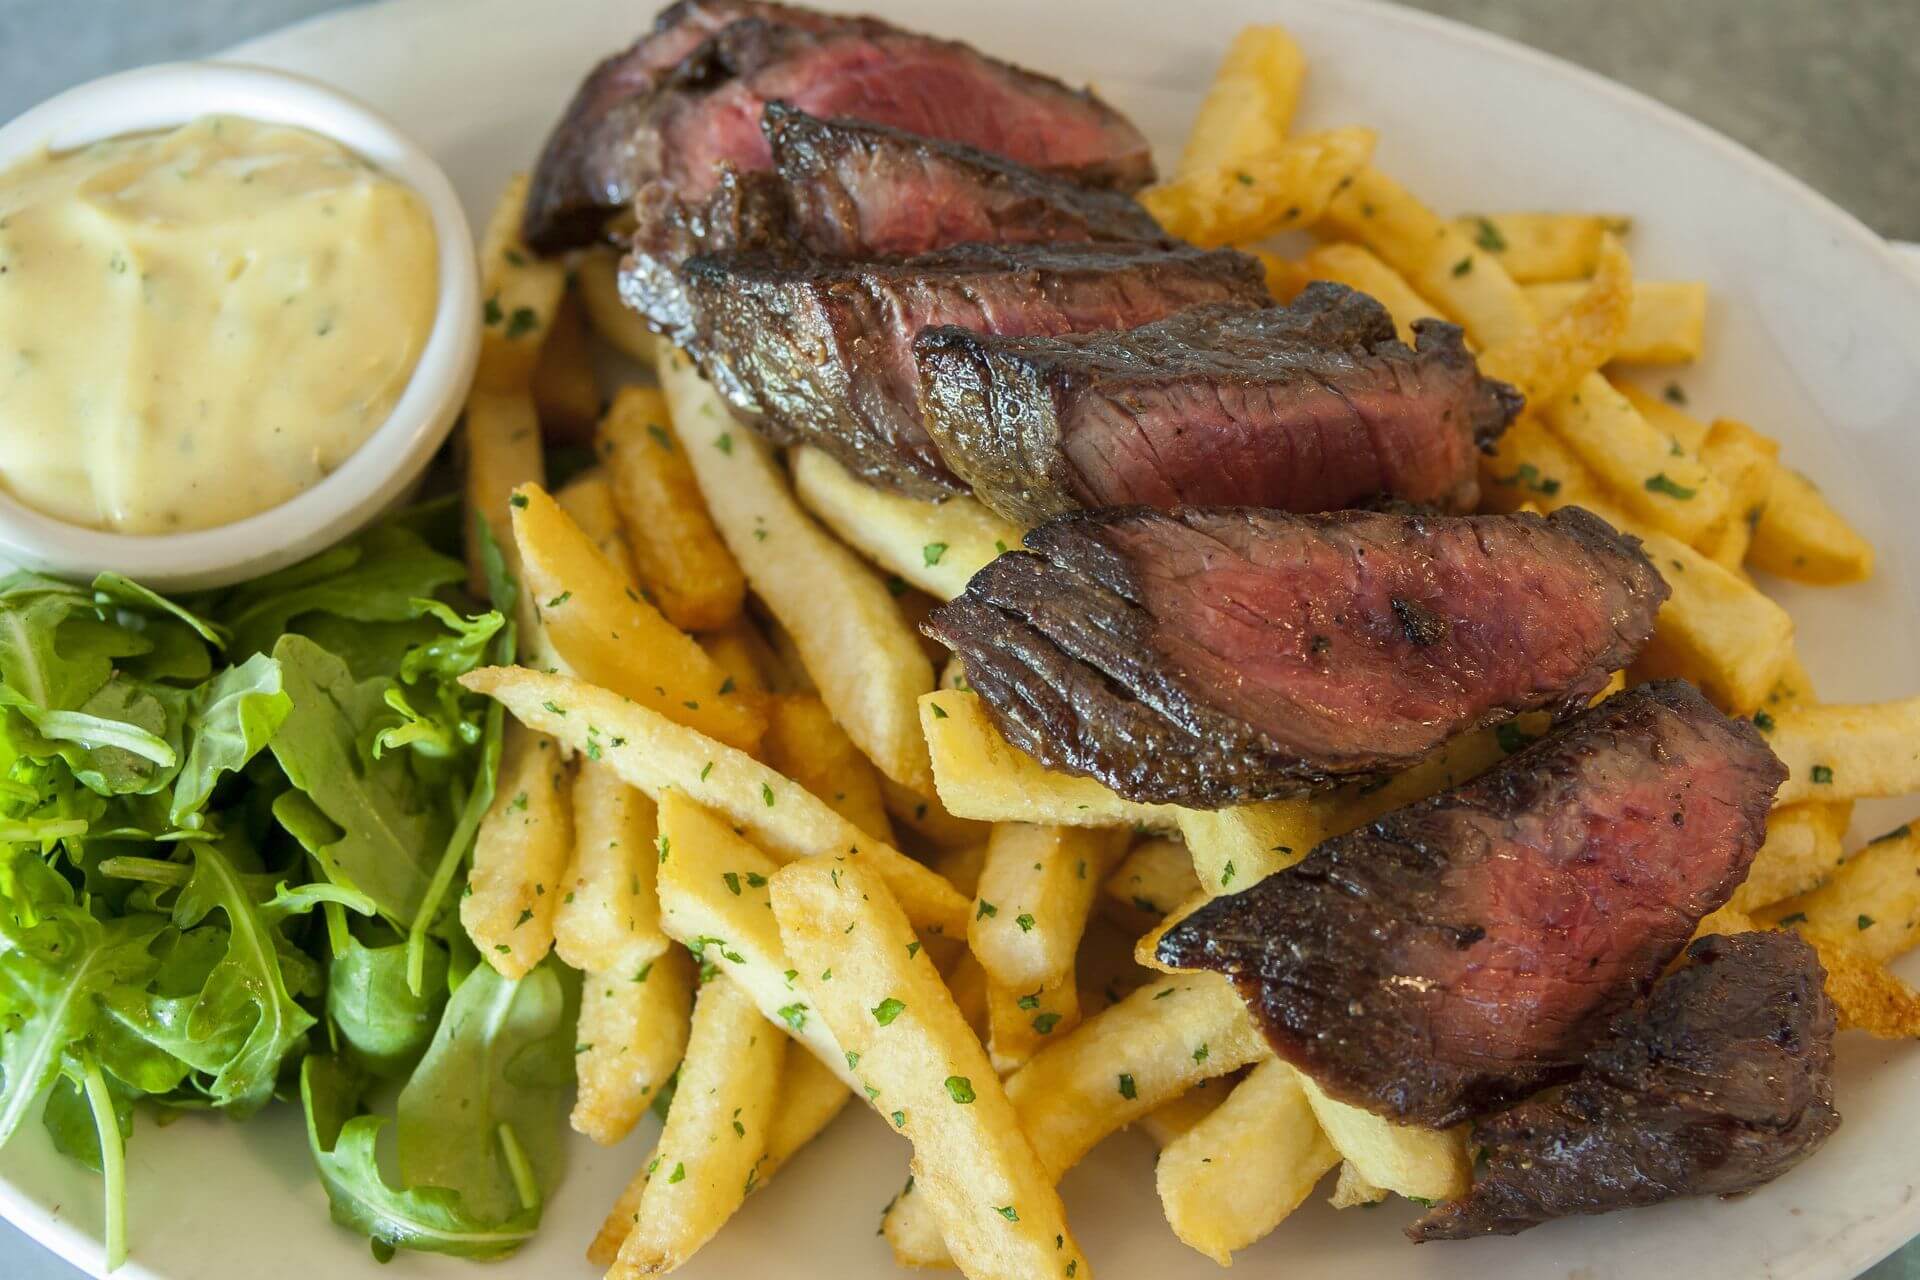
[
  {"xmin": 1155, "ymin": 681, "xmax": 1788, "ymax": 1126},
  {"xmin": 524, "ymin": 0, "xmax": 1154, "ymax": 252},
  {"xmin": 923, "ymin": 506, "xmax": 1670, "ymax": 806},
  {"xmin": 1411, "ymin": 931, "xmax": 1838, "ymax": 1240},
  {"xmin": 669, "ymin": 243, "xmax": 1268, "ymax": 497},
  {"xmin": 915, "ymin": 284, "xmax": 1523, "ymax": 524}
]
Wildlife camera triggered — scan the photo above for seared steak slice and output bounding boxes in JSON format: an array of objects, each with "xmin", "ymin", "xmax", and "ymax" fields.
[
  {"xmin": 763, "ymin": 103, "xmax": 1167, "ymax": 257},
  {"xmin": 915, "ymin": 284, "xmax": 1522, "ymax": 523},
  {"xmin": 924, "ymin": 506, "xmax": 1669, "ymax": 805},
  {"xmin": 666, "ymin": 244, "xmax": 1267, "ymax": 496},
  {"xmin": 1411, "ymin": 931, "xmax": 1838, "ymax": 1240},
  {"xmin": 1155, "ymin": 681, "xmax": 1787, "ymax": 1126},
  {"xmin": 525, "ymin": 0, "xmax": 1152, "ymax": 251}
]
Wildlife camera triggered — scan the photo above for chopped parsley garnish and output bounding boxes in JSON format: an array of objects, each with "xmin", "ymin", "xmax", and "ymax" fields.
[
  {"xmin": 872, "ymin": 997, "xmax": 906, "ymax": 1025},
  {"xmin": 1472, "ymin": 217, "xmax": 1507, "ymax": 252},
  {"xmin": 777, "ymin": 1003, "xmax": 809, "ymax": 1031},
  {"xmin": 1032, "ymin": 1012, "xmax": 1062, "ymax": 1035},
  {"xmin": 1015, "ymin": 913, "xmax": 1035, "ymax": 933},
  {"xmin": 929, "ymin": 702, "xmax": 949, "ymax": 719},
  {"xmin": 1117, "ymin": 1073, "xmax": 1137, "ymax": 1100},
  {"xmin": 1451, "ymin": 256, "xmax": 1473, "ymax": 277},
  {"xmin": 723, "ymin": 872, "xmax": 742, "ymax": 895},
  {"xmin": 1644, "ymin": 473, "xmax": 1697, "ymax": 500},
  {"xmin": 504, "ymin": 307, "xmax": 539, "ymax": 340},
  {"xmin": 922, "ymin": 541, "xmax": 948, "ymax": 566},
  {"xmin": 976, "ymin": 899, "xmax": 998, "ymax": 920},
  {"xmin": 1810, "ymin": 764, "xmax": 1834, "ymax": 785},
  {"xmin": 1752, "ymin": 711, "xmax": 1775, "ymax": 732},
  {"xmin": 944, "ymin": 1076, "xmax": 976, "ymax": 1104},
  {"xmin": 995, "ymin": 1205, "xmax": 1019, "ymax": 1222}
]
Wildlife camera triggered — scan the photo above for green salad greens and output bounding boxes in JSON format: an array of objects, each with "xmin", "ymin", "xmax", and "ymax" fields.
[{"xmin": 0, "ymin": 500, "xmax": 575, "ymax": 1268}]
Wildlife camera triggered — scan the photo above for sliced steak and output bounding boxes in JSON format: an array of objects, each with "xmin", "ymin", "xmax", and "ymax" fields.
[
  {"xmin": 1411, "ymin": 931, "xmax": 1838, "ymax": 1240},
  {"xmin": 525, "ymin": 0, "xmax": 1153, "ymax": 251},
  {"xmin": 1155, "ymin": 681, "xmax": 1787, "ymax": 1126},
  {"xmin": 915, "ymin": 284, "xmax": 1522, "ymax": 523},
  {"xmin": 665, "ymin": 244, "xmax": 1268, "ymax": 496},
  {"xmin": 924, "ymin": 506, "xmax": 1669, "ymax": 805}
]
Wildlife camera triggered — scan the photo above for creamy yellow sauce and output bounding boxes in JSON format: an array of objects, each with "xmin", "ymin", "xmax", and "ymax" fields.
[{"xmin": 0, "ymin": 114, "xmax": 437, "ymax": 534}]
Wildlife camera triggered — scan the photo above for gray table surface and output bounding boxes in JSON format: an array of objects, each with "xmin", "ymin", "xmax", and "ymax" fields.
[{"xmin": 0, "ymin": 0, "xmax": 1915, "ymax": 1277}]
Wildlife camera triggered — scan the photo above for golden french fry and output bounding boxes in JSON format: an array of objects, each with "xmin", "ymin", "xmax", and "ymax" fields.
[
  {"xmin": 1177, "ymin": 24, "xmax": 1307, "ymax": 178},
  {"xmin": 572, "ymin": 946, "xmax": 694, "ymax": 1146},
  {"xmin": 1615, "ymin": 378, "xmax": 1710, "ymax": 452},
  {"xmin": 1631, "ymin": 529, "xmax": 1794, "ymax": 715},
  {"xmin": 576, "ymin": 247, "xmax": 662, "ymax": 368},
  {"xmin": 986, "ymin": 975, "xmax": 1080, "ymax": 1075},
  {"xmin": 1696, "ymin": 417, "xmax": 1780, "ymax": 569},
  {"xmin": 530, "ymin": 292, "xmax": 600, "ymax": 444},
  {"xmin": 1478, "ymin": 234, "xmax": 1632, "ymax": 409},
  {"xmin": 1300, "ymin": 241, "xmax": 1441, "ymax": 343},
  {"xmin": 880, "ymin": 773, "xmax": 993, "ymax": 850},
  {"xmin": 1249, "ymin": 248, "xmax": 1311, "ymax": 302},
  {"xmin": 476, "ymin": 173, "xmax": 567, "ymax": 392},
  {"xmin": 1806, "ymin": 936, "xmax": 1920, "ymax": 1038},
  {"xmin": 773, "ymin": 856, "xmax": 1092, "ymax": 1280},
  {"xmin": 1297, "ymin": 1074, "xmax": 1471, "ymax": 1203},
  {"xmin": 932, "ymin": 841, "xmax": 988, "ymax": 900},
  {"xmin": 1524, "ymin": 280, "xmax": 1707, "ymax": 364},
  {"xmin": 1768, "ymin": 821, "xmax": 1920, "ymax": 962},
  {"xmin": 609, "ymin": 975, "xmax": 785, "ymax": 1278},
  {"xmin": 1157, "ymin": 1059, "xmax": 1340, "ymax": 1264},
  {"xmin": 554, "ymin": 468, "xmax": 639, "ymax": 584},
  {"xmin": 1144, "ymin": 128, "xmax": 1375, "ymax": 247},
  {"xmin": 1543, "ymin": 375, "xmax": 1730, "ymax": 543},
  {"xmin": 761, "ymin": 693, "xmax": 895, "ymax": 843},
  {"xmin": 1477, "ymin": 414, "xmax": 1634, "ymax": 526},
  {"xmin": 1748, "ymin": 465, "xmax": 1875, "ymax": 585},
  {"xmin": 461, "ymin": 388, "xmax": 545, "ymax": 600},
  {"xmin": 1322, "ymin": 167, "xmax": 1537, "ymax": 349},
  {"xmin": 463, "ymin": 667, "xmax": 968, "ymax": 935},
  {"xmin": 1731, "ymin": 800, "xmax": 1854, "ymax": 913},
  {"xmin": 970, "ymin": 823, "xmax": 1130, "ymax": 992},
  {"xmin": 461, "ymin": 720, "xmax": 572, "ymax": 977},
  {"xmin": 1453, "ymin": 212, "xmax": 1632, "ymax": 283},
  {"xmin": 1763, "ymin": 695, "xmax": 1920, "ymax": 805},
  {"xmin": 699, "ymin": 615, "xmax": 775, "ymax": 696},
  {"xmin": 660, "ymin": 350, "xmax": 936, "ymax": 792},
  {"xmin": 945, "ymin": 947, "xmax": 993, "ymax": 1045},
  {"xmin": 511, "ymin": 483, "xmax": 765, "ymax": 752},
  {"xmin": 599, "ymin": 386, "xmax": 747, "ymax": 632},
  {"xmin": 554, "ymin": 761, "xmax": 670, "ymax": 974},
  {"xmin": 762, "ymin": 1049, "xmax": 853, "ymax": 1180},
  {"xmin": 883, "ymin": 972, "xmax": 1264, "ymax": 1264},
  {"xmin": 1102, "ymin": 837, "xmax": 1202, "ymax": 935},
  {"xmin": 1134, "ymin": 1077, "xmax": 1231, "ymax": 1148},
  {"xmin": 1330, "ymin": 1162, "xmax": 1389, "ymax": 1209},
  {"xmin": 790, "ymin": 445, "xmax": 1023, "ymax": 601},
  {"xmin": 653, "ymin": 790, "xmax": 859, "ymax": 1085}
]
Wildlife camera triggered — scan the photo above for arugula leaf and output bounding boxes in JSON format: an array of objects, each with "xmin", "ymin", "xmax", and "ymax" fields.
[
  {"xmin": 395, "ymin": 961, "xmax": 573, "ymax": 1225},
  {"xmin": 92, "ymin": 573, "xmax": 227, "ymax": 649},
  {"xmin": 169, "ymin": 654, "xmax": 290, "ymax": 825},
  {"xmin": 327, "ymin": 916, "xmax": 449, "ymax": 1079},
  {"xmin": 302, "ymin": 1054, "xmax": 539, "ymax": 1261},
  {"xmin": 218, "ymin": 525, "xmax": 465, "ymax": 659}
]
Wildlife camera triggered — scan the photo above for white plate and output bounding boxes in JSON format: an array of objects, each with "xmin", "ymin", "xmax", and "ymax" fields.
[{"xmin": 4, "ymin": 1, "xmax": 1918, "ymax": 1278}]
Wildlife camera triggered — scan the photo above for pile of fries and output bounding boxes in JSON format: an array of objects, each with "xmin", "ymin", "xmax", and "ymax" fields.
[{"xmin": 450, "ymin": 23, "xmax": 1916, "ymax": 1276}]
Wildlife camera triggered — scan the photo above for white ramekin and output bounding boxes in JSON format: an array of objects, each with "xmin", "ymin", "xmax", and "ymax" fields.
[{"xmin": 0, "ymin": 62, "xmax": 480, "ymax": 591}]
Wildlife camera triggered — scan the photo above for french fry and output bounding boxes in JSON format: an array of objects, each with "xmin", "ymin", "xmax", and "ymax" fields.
[
  {"xmin": 1478, "ymin": 415, "xmax": 1635, "ymax": 526},
  {"xmin": 572, "ymin": 946, "xmax": 694, "ymax": 1146},
  {"xmin": 1102, "ymin": 837, "xmax": 1201, "ymax": 935},
  {"xmin": 462, "ymin": 667, "xmax": 969, "ymax": 935},
  {"xmin": 986, "ymin": 975, "xmax": 1081, "ymax": 1075},
  {"xmin": 1524, "ymin": 280, "xmax": 1708, "ymax": 364},
  {"xmin": 1177, "ymin": 24, "xmax": 1307, "ymax": 178},
  {"xmin": 476, "ymin": 173, "xmax": 567, "ymax": 392},
  {"xmin": 1156, "ymin": 1059, "xmax": 1339, "ymax": 1264},
  {"xmin": 554, "ymin": 468, "xmax": 639, "ymax": 584},
  {"xmin": 599, "ymin": 386, "xmax": 746, "ymax": 632},
  {"xmin": 1616, "ymin": 379, "xmax": 1710, "ymax": 452},
  {"xmin": 932, "ymin": 841, "xmax": 988, "ymax": 900},
  {"xmin": 461, "ymin": 720, "xmax": 572, "ymax": 978},
  {"xmin": 1478, "ymin": 234, "xmax": 1632, "ymax": 409},
  {"xmin": 761, "ymin": 693, "xmax": 895, "ymax": 843},
  {"xmin": 1296, "ymin": 1074, "xmax": 1472, "ymax": 1203},
  {"xmin": 881, "ymin": 773, "xmax": 993, "ymax": 850},
  {"xmin": 790, "ymin": 445, "xmax": 1024, "ymax": 600},
  {"xmin": 1330, "ymin": 1162, "xmax": 1389, "ymax": 1209},
  {"xmin": 461, "ymin": 389, "xmax": 545, "ymax": 599},
  {"xmin": 1543, "ymin": 375, "xmax": 1730, "ymax": 543},
  {"xmin": 653, "ymin": 792, "xmax": 860, "ymax": 1085},
  {"xmin": 946, "ymin": 947, "xmax": 992, "ymax": 1044},
  {"xmin": 1805, "ymin": 936, "xmax": 1920, "ymax": 1038},
  {"xmin": 1322, "ymin": 167, "xmax": 1537, "ymax": 349},
  {"xmin": 576, "ymin": 247, "xmax": 662, "ymax": 367},
  {"xmin": 511, "ymin": 483, "xmax": 765, "ymax": 752},
  {"xmin": 1249, "ymin": 248, "xmax": 1311, "ymax": 302},
  {"xmin": 1695, "ymin": 417, "xmax": 1780, "ymax": 570},
  {"xmin": 773, "ymin": 857, "xmax": 1092, "ymax": 1280},
  {"xmin": 1452, "ymin": 212, "xmax": 1632, "ymax": 284},
  {"xmin": 1763, "ymin": 695, "xmax": 1920, "ymax": 805},
  {"xmin": 1730, "ymin": 800, "xmax": 1854, "ymax": 913},
  {"xmin": 530, "ymin": 292, "xmax": 600, "ymax": 444},
  {"xmin": 554, "ymin": 761, "xmax": 670, "ymax": 974},
  {"xmin": 609, "ymin": 975, "xmax": 785, "ymax": 1278},
  {"xmin": 1748, "ymin": 465, "xmax": 1875, "ymax": 585},
  {"xmin": 1300, "ymin": 241, "xmax": 1440, "ymax": 342},
  {"xmin": 761, "ymin": 1049, "xmax": 853, "ymax": 1183},
  {"xmin": 883, "ymin": 972, "xmax": 1265, "ymax": 1265},
  {"xmin": 1631, "ymin": 529, "xmax": 1794, "ymax": 715},
  {"xmin": 660, "ymin": 350, "xmax": 937, "ymax": 793},
  {"xmin": 700, "ymin": 616, "xmax": 774, "ymax": 695},
  {"xmin": 1133, "ymin": 1077, "xmax": 1231, "ymax": 1147},
  {"xmin": 1769, "ymin": 821, "xmax": 1920, "ymax": 962},
  {"xmin": 970, "ymin": 823, "xmax": 1130, "ymax": 992},
  {"xmin": 1143, "ymin": 128, "xmax": 1377, "ymax": 247}
]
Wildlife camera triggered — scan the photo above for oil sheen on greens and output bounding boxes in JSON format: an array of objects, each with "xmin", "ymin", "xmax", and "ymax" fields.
[{"xmin": 0, "ymin": 501, "xmax": 576, "ymax": 1269}]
